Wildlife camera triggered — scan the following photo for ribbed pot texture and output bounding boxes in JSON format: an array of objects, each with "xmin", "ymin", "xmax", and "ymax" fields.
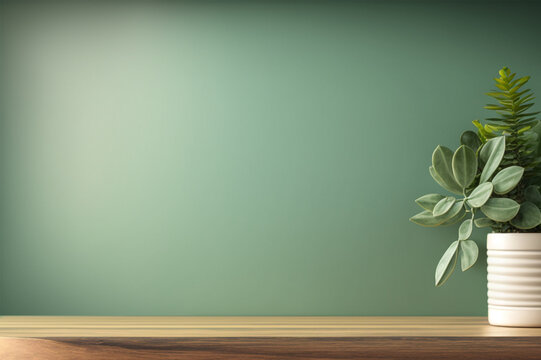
[{"xmin": 487, "ymin": 233, "xmax": 541, "ymax": 327}]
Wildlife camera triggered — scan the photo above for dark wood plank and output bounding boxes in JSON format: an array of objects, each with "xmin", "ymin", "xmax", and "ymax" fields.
[{"xmin": 1, "ymin": 337, "xmax": 541, "ymax": 360}]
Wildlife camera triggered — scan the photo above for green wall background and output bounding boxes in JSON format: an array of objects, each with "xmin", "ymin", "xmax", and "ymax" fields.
[{"xmin": 0, "ymin": 1, "xmax": 540, "ymax": 315}]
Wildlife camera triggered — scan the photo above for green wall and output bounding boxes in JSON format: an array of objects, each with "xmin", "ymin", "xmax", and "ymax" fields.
[{"xmin": 0, "ymin": 1, "xmax": 540, "ymax": 315}]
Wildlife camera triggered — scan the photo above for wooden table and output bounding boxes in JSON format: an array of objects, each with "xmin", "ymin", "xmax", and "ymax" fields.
[{"xmin": 1, "ymin": 316, "xmax": 541, "ymax": 359}]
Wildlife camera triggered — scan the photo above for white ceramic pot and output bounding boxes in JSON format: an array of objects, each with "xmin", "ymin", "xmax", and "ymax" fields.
[{"xmin": 487, "ymin": 233, "xmax": 541, "ymax": 327}]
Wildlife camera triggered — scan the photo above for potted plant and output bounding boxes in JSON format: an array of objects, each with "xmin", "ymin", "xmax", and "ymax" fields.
[{"xmin": 411, "ymin": 67, "xmax": 541, "ymax": 327}]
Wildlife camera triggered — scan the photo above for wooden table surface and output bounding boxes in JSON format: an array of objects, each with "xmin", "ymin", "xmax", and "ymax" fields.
[{"xmin": 1, "ymin": 316, "xmax": 541, "ymax": 359}]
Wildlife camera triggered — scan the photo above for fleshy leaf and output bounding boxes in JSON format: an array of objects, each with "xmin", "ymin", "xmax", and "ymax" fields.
[
  {"xmin": 432, "ymin": 146, "xmax": 464, "ymax": 195},
  {"xmin": 492, "ymin": 166, "xmax": 524, "ymax": 195},
  {"xmin": 524, "ymin": 185, "xmax": 541, "ymax": 208},
  {"xmin": 510, "ymin": 202, "xmax": 541, "ymax": 230},
  {"xmin": 433, "ymin": 196, "xmax": 456, "ymax": 217},
  {"xmin": 460, "ymin": 240, "xmax": 479, "ymax": 271},
  {"xmin": 410, "ymin": 211, "xmax": 442, "ymax": 227},
  {"xmin": 415, "ymin": 194, "xmax": 445, "ymax": 211},
  {"xmin": 479, "ymin": 136, "xmax": 505, "ymax": 183},
  {"xmin": 458, "ymin": 219, "xmax": 473, "ymax": 240},
  {"xmin": 460, "ymin": 131, "xmax": 482, "ymax": 151},
  {"xmin": 436, "ymin": 201, "xmax": 464, "ymax": 223},
  {"xmin": 411, "ymin": 203, "xmax": 464, "ymax": 228},
  {"xmin": 474, "ymin": 217, "xmax": 496, "ymax": 228},
  {"xmin": 452, "ymin": 145, "xmax": 477, "ymax": 188},
  {"xmin": 440, "ymin": 209, "xmax": 466, "ymax": 226},
  {"xmin": 435, "ymin": 241, "xmax": 459, "ymax": 287},
  {"xmin": 429, "ymin": 166, "xmax": 461, "ymax": 195},
  {"xmin": 466, "ymin": 182, "xmax": 493, "ymax": 208},
  {"xmin": 481, "ymin": 198, "xmax": 520, "ymax": 222}
]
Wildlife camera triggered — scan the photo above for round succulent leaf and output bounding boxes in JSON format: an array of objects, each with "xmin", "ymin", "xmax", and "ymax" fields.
[
  {"xmin": 435, "ymin": 201, "xmax": 464, "ymax": 224},
  {"xmin": 524, "ymin": 185, "xmax": 541, "ymax": 208},
  {"xmin": 458, "ymin": 219, "xmax": 473, "ymax": 240},
  {"xmin": 452, "ymin": 145, "xmax": 477, "ymax": 188},
  {"xmin": 429, "ymin": 166, "xmax": 448, "ymax": 191},
  {"xmin": 433, "ymin": 196, "xmax": 456, "ymax": 217},
  {"xmin": 492, "ymin": 166, "xmax": 524, "ymax": 195},
  {"xmin": 431, "ymin": 146, "xmax": 464, "ymax": 195},
  {"xmin": 481, "ymin": 197, "xmax": 520, "ymax": 222},
  {"xmin": 415, "ymin": 194, "xmax": 445, "ymax": 212},
  {"xmin": 429, "ymin": 166, "xmax": 462, "ymax": 195},
  {"xmin": 460, "ymin": 240, "xmax": 479, "ymax": 271},
  {"xmin": 440, "ymin": 209, "xmax": 466, "ymax": 226},
  {"xmin": 410, "ymin": 210, "xmax": 444, "ymax": 227},
  {"xmin": 460, "ymin": 131, "xmax": 482, "ymax": 151},
  {"xmin": 466, "ymin": 182, "xmax": 493, "ymax": 208},
  {"xmin": 435, "ymin": 241, "xmax": 459, "ymax": 287},
  {"xmin": 479, "ymin": 136, "xmax": 505, "ymax": 183},
  {"xmin": 510, "ymin": 202, "xmax": 541, "ymax": 230},
  {"xmin": 474, "ymin": 217, "xmax": 496, "ymax": 228}
]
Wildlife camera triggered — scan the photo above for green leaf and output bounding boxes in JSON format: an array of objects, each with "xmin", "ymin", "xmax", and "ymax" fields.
[
  {"xmin": 473, "ymin": 119, "xmax": 496, "ymax": 141},
  {"xmin": 485, "ymin": 105, "xmax": 506, "ymax": 111},
  {"xmin": 516, "ymin": 76, "xmax": 530, "ymax": 87},
  {"xmin": 415, "ymin": 194, "xmax": 445, "ymax": 211},
  {"xmin": 458, "ymin": 219, "xmax": 473, "ymax": 240},
  {"xmin": 485, "ymin": 124, "xmax": 502, "ymax": 132},
  {"xmin": 460, "ymin": 131, "xmax": 482, "ymax": 151},
  {"xmin": 524, "ymin": 185, "xmax": 541, "ymax": 208},
  {"xmin": 510, "ymin": 202, "xmax": 541, "ymax": 230},
  {"xmin": 433, "ymin": 196, "xmax": 456, "ymax": 217},
  {"xmin": 518, "ymin": 126, "xmax": 532, "ymax": 134},
  {"xmin": 483, "ymin": 124, "xmax": 497, "ymax": 137},
  {"xmin": 460, "ymin": 240, "xmax": 479, "ymax": 271},
  {"xmin": 410, "ymin": 210, "xmax": 443, "ymax": 227},
  {"xmin": 436, "ymin": 201, "xmax": 464, "ymax": 224},
  {"xmin": 474, "ymin": 217, "xmax": 495, "ymax": 228},
  {"xmin": 452, "ymin": 145, "xmax": 477, "ymax": 188},
  {"xmin": 440, "ymin": 208, "xmax": 466, "ymax": 226},
  {"xmin": 429, "ymin": 166, "xmax": 461, "ymax": 195},
  {"xmin": 480, "ymin": 136, "xmax": 506, "ymax": 183},
  {"xmin": 435, "ymin": 241, "xmax": 459, "ymax": 287},
  {"xmin": 486, "ymin": 92, "xmax": 508, "ymax": 100},
  {"xmin": 492, "ymin": 166, "xmax": 524, "ymax": 195},
  {"xmin": 466, "ymin": 182, "xmax": 493, "ymax": 208},
  {"xmin": 432, "ymin": 146, "xmax": 463, "ymax": 195},
  {"xmin": 481, "ymin": 198, "xmax": 520, "ymax": 222},
  {"xmin": 411, "ymin": 202, "xmax": 464, "ymax": 228}
]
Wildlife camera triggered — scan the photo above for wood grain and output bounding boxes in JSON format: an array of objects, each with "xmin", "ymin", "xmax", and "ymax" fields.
[
  {"xmin": 1, "ymin": 317, "xmax": 541, "ymax": 360},
  {"xmin": 1, "ymin": 337, "xmax": 541, "ymax": 360},
  {"xmin": 1, "ymin": 316, "xmax": 541, "ymax": 337}
]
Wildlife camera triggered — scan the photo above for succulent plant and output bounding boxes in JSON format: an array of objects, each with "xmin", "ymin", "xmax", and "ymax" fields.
[{"xmin": 411, "ymin": 67, "xmax": 541, "ymax": 286}]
